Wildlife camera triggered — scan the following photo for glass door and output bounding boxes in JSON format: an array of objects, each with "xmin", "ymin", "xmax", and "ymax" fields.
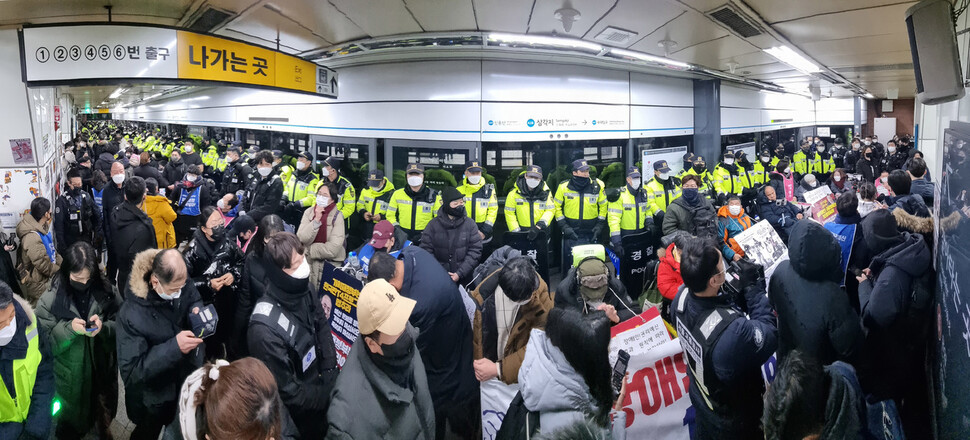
[
  {"xmin": 309, "ymin": 135, "xmax": 377, "ymax": 191},
  {"xmin": 385, "ymin": 139, "xmax": 479, "ymax": 190}
]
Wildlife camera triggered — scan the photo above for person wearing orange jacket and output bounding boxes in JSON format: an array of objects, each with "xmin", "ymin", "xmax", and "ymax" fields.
[{"xmin": 716, "ymin": 196, "xmax": 754, "ymax": 262}]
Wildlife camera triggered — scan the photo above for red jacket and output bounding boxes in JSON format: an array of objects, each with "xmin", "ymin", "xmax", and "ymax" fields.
[{"xmin": 658, "ymin": 242, "xmax": 683, "ymax": 300}]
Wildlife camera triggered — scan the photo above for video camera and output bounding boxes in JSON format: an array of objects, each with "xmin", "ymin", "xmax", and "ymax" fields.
[{"xmin": 721, "ymin": 258, "xmax": 765, "ymax": 312}]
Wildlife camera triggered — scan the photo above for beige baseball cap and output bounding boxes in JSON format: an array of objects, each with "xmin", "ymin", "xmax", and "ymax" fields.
[{"xmin": 357, "ymin": 279, "xmax": 416, "ymax": 335}]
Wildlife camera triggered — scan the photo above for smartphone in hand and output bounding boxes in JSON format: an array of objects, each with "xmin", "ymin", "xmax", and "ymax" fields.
[{"xmin": 612, "ymin": 350, "xmax": 630, "ymax": 398}]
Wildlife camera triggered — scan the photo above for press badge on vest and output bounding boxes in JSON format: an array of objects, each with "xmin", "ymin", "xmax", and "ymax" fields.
[{"xmin": 303, "ymin": 346, "xmax": 317, "ymax": 372}]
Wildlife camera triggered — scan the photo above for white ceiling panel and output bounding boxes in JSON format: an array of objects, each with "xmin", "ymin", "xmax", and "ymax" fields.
[
  {"xmin": 526, "ymin": 0, "xmax": 617, "ymax": 37},
  {"xmin": 404, "ymin": 0, "xmax": 478, "ymax": 32},
  {"xmin": 329, "ymin": 0, "xmax": 423, "ymax": 36},
  {"xmin": 675, "ymin": 0, "xmax": 733, "ymax": 12},
  {"xmin": 221, "ymin": 6, "xmax": 329, "ymax": 53},
  {"xmin": 722, "ymin": 50, "xmax": 777, "ymax": 69},
  {"xmin": 816, "ymin": 50, "xmax": 915, "ymax": 69},
  {"xmin": 669, "ymin": 35, "xmax": 760, "ymax": 67},
  {"xmin": 472, "ymin": 0, "xmax": 533, "ymax": 33},
  {"xmin": 799, "ymin": 33, "xmax": 911, "ymax": 58},
  {"xmin": 629, "ymin": 9, "xmax": 730, "ymax": 56},
  {"xmin": 770, "ymin": 3, "xmax": 915, "ymax": 45},
  {"xmin": 581, "ymin": 0, "xmax": 686, "ymax": 47},
  {"xmin": 263, "ymin": 1, "xmax": 368, "ymax": 45},
  {"xmin": 746, "ymin": 0, "xmax": 916, "ymax": 24},
  {"xmin": 736, "ymin": 62, "xmax": 795, "ymax": 76},
  {"xmin": 0, "ymin": 0, "xmax": 192, "ymax": 26}
]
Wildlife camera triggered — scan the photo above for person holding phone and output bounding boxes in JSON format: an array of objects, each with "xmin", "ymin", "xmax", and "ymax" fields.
[
  {"xmin": 36, "ymin": 241, "xmax": 120, "ymax": 440},
  {"xmin": 117, "ymin": 248, "xmax": 205, "ymax": 440}
]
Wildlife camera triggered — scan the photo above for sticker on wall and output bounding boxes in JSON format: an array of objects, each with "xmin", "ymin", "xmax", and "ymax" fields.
[{"xmin": 9, "ymin": 139, "xmax": 34, "ymax": 165}]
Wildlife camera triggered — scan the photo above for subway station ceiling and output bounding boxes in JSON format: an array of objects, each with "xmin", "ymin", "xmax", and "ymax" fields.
[{"xmin": 0, "ymin": 0, "xmax": 921, "ymax": 99}]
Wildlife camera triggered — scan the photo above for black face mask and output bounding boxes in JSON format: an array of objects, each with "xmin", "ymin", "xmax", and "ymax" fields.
[
  {"xmin": 370, "ymin": 325, "xmax": 416, "ymax": 387},
  {"xmin": 208, "ymin": 225, "xmax": 226, "ymax": 242},
  {"xmin": 69, "ymin": 279, "xmax": 90, "ymax": 292},
  {"xmin": 692, "ymin": 165, "xmax": 705, "ymax": 173},
  {"xmin": 444, "ymin": 204, "xmax": 465, "ymax": 218}
]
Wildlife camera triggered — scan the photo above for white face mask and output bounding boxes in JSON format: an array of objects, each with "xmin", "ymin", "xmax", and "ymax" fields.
[
  {"xmin": 728, "ymin": 205, "xmax": 741, "ymax": 216},
  {"xmin": 185, "ymin": 174, "xmax": 197, "ymax": 181},
  {"xmin": 881, "ymin": 177, "xmax": 888, "ymax": 183},
  {"xmin": 184, "ymin": 146, "xmax": 193, "ymax": 153},
  {"xmin": 467, "ymin": 175, "xmax": 481, "ymax": 185},
  {"xmin": 724, "ymin": 158, "xmax": 734, "ymax": 165},
  {"xmin": 316, "ymin": 196, "xmax": 330, "ymax": 206},
  {"xmin": 407, "ymin": 176, "xmax": 423, "ymax": 187},
  {"xmin": 156, "ymin": 285, "xmax": 182, "ymax": 301},
  {"xmin": 888, "ymin": 147, "xmax": 896, "ymax": 154},
  {"xmin": 112, "ymin": 174, "xmax": 125, "ymax": 184},
  {"xmin": 784, "ymin": 167, "xmax": 792, "ymax": 174},
  {"xmin": 629, "ymin": 180, "xmax": 641, "ymax": 190},
  {"xmin": 525, "ymin": 178, "xmax": 541, "ymax": 189},
  {"xmin": 257, "ymin": 166, "xmax": 272, "ymax": 177},
  {"xmin": 291, "ymin": 257, "xmax": 311, "ymax": 279},
  {"xmin": 296, "ymin": 161, "xmax": 307, "ymax": 171},
  {"xmin": 0, "ymin": 315, "xmax": 16, "ymax": 346},
  {"xmin": 761, "ymin": 156, "xmax": 770, "ymax": 163},
  {"xmin": 320, "ymin": 167, "xmax": 331, "ymax": 178},
  {"xmin": 852, "ymin": 144, "xmax": 860, "ymax": 150},
  {"xmin": 816, "ymin": 146, "xmax": 825, "ymax": 152},
  {"xmin": 217, "ymin": 199, "xmax": 226, "ymax": 210},
  {"xmin": 864, "ymin": 141, "xmax": 871, "ymax": 146},
  {"xmin": 834, "ymin": 174, "xmax": 843, "ymax": 182}
]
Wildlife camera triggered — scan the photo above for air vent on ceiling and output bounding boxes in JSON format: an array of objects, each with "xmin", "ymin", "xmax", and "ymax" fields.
[
  {"xmin": 707, "ymin": 4, "xmax": 764, "ymax": 38},
  {"xmin": 835, "ymin": 63, "xmax": 914, "ymax": 73},
  {"xmin": 816, "ymin": 72, "xmax": 843, "ymax": 85},
  {"xmin": 186, "ymin": 5, "xmax": 234, "ymax": 33},
  {"xmin": 592, "ymin": 26, "xmax": 638, "ymax": 46}
]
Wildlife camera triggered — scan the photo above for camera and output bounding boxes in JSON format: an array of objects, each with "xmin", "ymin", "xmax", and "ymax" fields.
[
  {"xmin": 722, "ymin": 261, "xmax": 745, "ymax": 296},
  {"xmin": 189, "ymin": 304, "xmax": 219, "ymax": 339}
]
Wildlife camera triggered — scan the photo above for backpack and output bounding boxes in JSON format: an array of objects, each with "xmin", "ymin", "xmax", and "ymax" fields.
[{"xmin": 687, "ymin": 203, "xmax": 718, "ymax": 238}]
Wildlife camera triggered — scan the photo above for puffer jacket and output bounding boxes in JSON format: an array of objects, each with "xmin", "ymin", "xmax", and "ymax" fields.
[
  {"xmin": 755, "ymin": 187, "xmax": 802, "ymax": 242},
  {"xmin": 36, "ymin": 276, "xmax": 119, "ymax": 435},
  {"xmin": 419, "ymin": 208, "xmax": 483, "ymax": 283},
  {"xmin": 662, "ymin": 194, "xmax": 716, "ymax": 238},
  {"xmin": 518, "ymin": 329, "xmax": 609, "ymax": 435},
  {"xmin": 555, "ymin": 264, "xmax": 638, "ymax": 323},
  {"xmin": 117, "ymin": 249, "xmax": 204, "ymax": 425},
  {"xmin": 326, "ymin": 326, "xmax": 435, "ymax": 440},
  {"xmin": 768, "ymin": 221, "xmax": 864, "ymax": 367},
  {"xmin": 15, "ymin": 214, "xmax": 62, "ymax": 302},
  {"xmin": 716, "ymin": 205, "xmax": 753, "ymax": 260},
  {"xmin": 183, "ymin": 229, "xmax": 244, "ymax": 302},
  {"xmin": 296, "ymin": 204, "xmax": 346, "ymax": 292},
  {"xmin": 888, "ymin": 193, "xmax": 930, "ymax": 218},
  {"xmin": 110, "ymin": 202, "xmax": 157, "ymax": 293},
  {"xmin": 143, "ymin": 194, "xmax": 177, "ymax": 249},
  {"xmin": 233, "ymin": 250, "xmax": 270, "ymax": 357},
  {"xmin": 471, "ymin": 269, "xmax": 553, "ymax": 384},
  {"xmin": 657, "ymin": 243, "xmax": 683, "ymax": 300}
]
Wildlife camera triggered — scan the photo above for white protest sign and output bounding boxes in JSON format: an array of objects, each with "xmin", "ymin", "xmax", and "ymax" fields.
[
  {"xmin": 802, "ymin": 185, "xmax": 832, "ymax": 205},
  {"xmin": 734, "ymin": 220, "xmax": 788, "ymax": 280},
  {"xmin": 616, "ymin": 337, "xmax": 692, "ymax": 439},
  {"xmin": 481, "ymin": 379, "xmax": 519, "ymax": 440}
]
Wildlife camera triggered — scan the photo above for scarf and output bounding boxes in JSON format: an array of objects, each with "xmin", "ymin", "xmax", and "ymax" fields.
[{"xmin": 313, "ymin": 203, "xmax": 337, "ymax": 244}]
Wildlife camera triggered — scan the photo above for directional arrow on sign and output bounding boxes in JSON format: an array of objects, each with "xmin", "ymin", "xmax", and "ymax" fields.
[{"xmin": 330, "ymin": 77, "xmax": 338, "ymax": 96}]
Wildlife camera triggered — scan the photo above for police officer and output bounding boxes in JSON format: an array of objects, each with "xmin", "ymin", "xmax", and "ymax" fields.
[
  {"xmin": 884, "ymin": 140, "xmax": 908, "ymax": 172},
  {"xmin": 830, "ymin": 138, "xmax": 848, "ymax": 169},
  {"xmin": 792, "ymin": 141, "xmax": 824, "ymax": 182},
  {"xmin": 386, "ymin": 163, "xmax": 441, "ymax": 244},
  {"xmin": 815, "ymin": 141, "xmax": 835, "ymax": 182},
  {"xmin": 356, "ymin": 169, "xmax": 395, "ymax": 239},
  {"xmin": 673, "ymin": 237, "xmax": 778, "ymax": 440},
  {"xmin": 221, "ymin": 144, "xmax": 252, "ymax": 197},
  {"xmin": 749, "ymin": 149, "xmax": 773, "ymax": 186},
  {"xmin": 844, "ymin": 138, "xmax": 862, "ymax": 173},
  {"xmin": 772, "ymin": 143, "xmax": 788, "ymax": 165},
  {"xmin": 681, "ymin": 156, "xmax": 713, "ymax": 198},
  {"xmin": 608, "ymin": 166, "xmax": 653, "ymax": 253},
  {"xmin": 457, "ymin": 160, "xmax": 498, "ymax": 243},
  {"xmin": 282, "ymin": 152, "xmax": 321, "ymax": 226},
  {"xmin": 554, "ymin": 159, "xmax": 606, "ymax": 270},
  {"xmin": 644, "ymin": 160, "xmax": 681, "ymax": 226},
  {"xmin": 505, "ymin": 165, "xmax": 554, "ymax": 238},
  {"xmin": 319, "ymin": 157, "xmax": 356, "ymax": 225},
  {"xmin": 54, "ymin": 169, "xmax": 101, "ymax": 255},
  {"xmin": 712, "ymin": 151, "xmax": 745, "ymax": 204}
]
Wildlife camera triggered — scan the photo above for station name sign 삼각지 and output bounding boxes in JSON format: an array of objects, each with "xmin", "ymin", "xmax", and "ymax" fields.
[{"xmin": 20, "ymin": 24, "xmax": 337, "ymax": 98}]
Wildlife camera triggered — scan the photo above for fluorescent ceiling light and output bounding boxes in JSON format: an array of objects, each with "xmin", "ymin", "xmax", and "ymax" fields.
[
  {"xmin": 108, "ymin": 87, "xmax": 128, "ymax": 99},
  {"xmin": 610, "ymin": 48, "xmax": 690, "ymax": 69},
  {"xmin": 864, "ymin": 92, "xmax": 875, "ymax": 99},
  {"xmin": 763, "ymin": 46, "xmax": 820, "ymax": 74},
  {"xmin": 488, "ymin": 33, "xmax": 602, "ymax": 52}
]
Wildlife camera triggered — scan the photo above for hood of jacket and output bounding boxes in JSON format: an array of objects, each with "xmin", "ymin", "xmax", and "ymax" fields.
[
  {"xmin": 787, "ymin": 220, "xmax": 842, "ymax": 282},
  {"xmin": 144, "ymin": 194, "xmax": 171, "ymax": 212},
  {"xmin": 15, "ymin": 213, "xmax": 48, "ymax": 239},
  {"xmin": 890, "ymin": 194, "xmax": 930, "ymax": 219},
  {"xmin": 128, "ymin": 248, "xmax": 163, "ymax": 299},
  {"xmin": 518, "ymin": 329, "xmax": 598, "ymax": 416},
  {"xmin": 872, "ymin": 232, "xmax": 930, "ymax": 278},
  {"xmin": 660, "ymin": 242, "xmax": 680, "ymax": 273},
  {"xmin": 820, "ymin": 362, "xmax": 866, "ymax": 440},
  {"xmin": 893, "ymin": 207, "xmax": 934, "ymax": 234}
]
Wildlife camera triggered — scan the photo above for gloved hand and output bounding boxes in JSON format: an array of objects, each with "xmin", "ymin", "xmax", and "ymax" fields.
[
  {"xmin": 289, "ymin": 201, "xmax": 303, "ymax": 210},
  {"xmin": 591, "ymin": 224, "xmax": 604, "ymax": 239},
  {"xmin": 610, "ymin": 235, "xmax": 622, "ymax": 249},
  {"xmin": 535, "ymin": 221, "xmax": 548, "ymax": 230},
  {"xmin": 527, "ymin": 227, "xmax": 539, "ymax": 241},
  {"xmin": 561, "ymin": 225, "xmax": 578, "ymax": 240},
  {"xmin": 479, "ymin": 223, "xmax": 493, "ymax": 239}
]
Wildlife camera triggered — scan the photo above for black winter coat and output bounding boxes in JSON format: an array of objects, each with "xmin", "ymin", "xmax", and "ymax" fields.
[
  {"xmin": 888, "ymin": 193, "xmax": 930, "ymax": 218},
  {"xmin": 419, "ymin": 209, "xmax": 483, "ymax": 283},
  {"xmin": 395, "ymin": 246, "xmax": 478, "ymax": 411},
  {"xmin": 244, "ymin": 173, "xmax": 284, "ymax": 221},
  {"xmin": 163, "ymin": 159, "xmax": 186, "ymax": 188},
  {"xmin": 183, "ymin": 229, "xmax": 244, "ymax": 303},
  {"xmin": 54, "ymin": 189, "xmax": 101, "ymax": 254},
  {"xmin": 855, "ymin": 157, "xmax": 878, "ymax": 183},
  {"xmin": 101, "ymin": 183, "xmax": 125, "ymax": 240},
  {"xmin": 133, "ymin": 164, "xmax": 169, "ymax": 189},
  {"xmin": 755, "ymin": 189, "xmax": 802, "ymax": 242},
  {"xmin": 94, "ymin": 152, "xmax": 115, "ymax": 177},
  {"xmin": 109, "ymin": 202, "xmax": 157, "ymax": 293},
  {"xmin": 247, "ymin": 263, "xmax": 338, "ymax": 440},
  {"xmin": 555, "ymin": 264, "xmax": 639, "ymax": 322},
  {"xmin": 117, "ymin": 250, "xmax": 204, "ymax": 426},
  {"xmin": 768, "ymin": 221, "xmax": 864, "ymax": 367},
  {"xmin": 858, "ymin": 231, "xmax": 931, "ymax": 400},
  {"xmin": 221, "ymin": 160, "xmax": 252, "ymax": 195},
  {"xmin": 233, "ymin": 251, "xmax": 271, "ymax": 357}
]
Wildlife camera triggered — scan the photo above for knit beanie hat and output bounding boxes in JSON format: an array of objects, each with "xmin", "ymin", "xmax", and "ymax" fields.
[
  {"xmin": 441, "ymin": 186, "xmax": 463, "ymax": 205},
  {"xmin": 860, "ymin": 209, "xmax": 903, "ymax": 255}
]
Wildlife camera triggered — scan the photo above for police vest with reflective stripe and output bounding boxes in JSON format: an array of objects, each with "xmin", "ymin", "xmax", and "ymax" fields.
[
  {"xmin": 673, "ymin": 288, "xmax": 741, "ymax": 411},
  {"xmin": 0, "ymin": 318, "xmax": 41, "ymax": 423}
]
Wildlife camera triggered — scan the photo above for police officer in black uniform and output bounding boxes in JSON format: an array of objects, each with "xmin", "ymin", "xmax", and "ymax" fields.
[
  {"xmin": 221, "ymin": 143, "xmax": 253, "ymax": 197},
  {"xmin": 54, "ymin": 168, "xmax": 101, "ymax": 255},
  {"xmin": 672, "ymin": 236, "xmax": 778, "ymax": 440}
]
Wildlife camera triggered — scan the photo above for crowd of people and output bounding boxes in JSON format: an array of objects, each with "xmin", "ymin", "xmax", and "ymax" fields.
[{"xmin": 0, "ymin": 122, "xmax": 942, "ymax": 440}]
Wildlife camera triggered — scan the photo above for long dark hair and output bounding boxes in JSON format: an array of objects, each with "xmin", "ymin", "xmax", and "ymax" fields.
[
  {"xmin": 546, "ymin": 307, "xmax": 613, "ymax": 426},
  {"xmin": 61, "ymin": 241, "xmax": 111, "ymax": 296},
  {"xmin": 249, "ymin": 214, "xmax": 286, "ymax": 257}
]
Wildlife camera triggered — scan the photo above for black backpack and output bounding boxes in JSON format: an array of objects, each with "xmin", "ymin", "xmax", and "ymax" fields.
[{"xmin": 687, "ymin": 202, "xmax": 718, "ymax": 238}]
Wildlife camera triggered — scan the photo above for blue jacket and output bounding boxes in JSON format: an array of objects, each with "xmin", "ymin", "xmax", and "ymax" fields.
[
  {"xmin": 716, "ymin": 208, "xmax": 753, "ymax": 260},
  {"xmin": 0, "ymin": 298, "xmax": 55, "ymax": 440},
  {"xmin": 887, "ymin": 193, "xmax": 930, "ymax": 218},
  {"xmin": 909, "ymin": 178, "xmax": 934, "ymax": 206},
  {"xmin": 756, "ymin": 189, "xmax": 802, "ymax": 241}
]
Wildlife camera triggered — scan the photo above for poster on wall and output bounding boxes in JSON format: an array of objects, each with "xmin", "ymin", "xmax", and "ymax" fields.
[
  {"xmin": 8, "ymin": 139, "xmax": 34, "ymax": 165},
  {"xmin": 642, "ymin": 146, "xmax": 688, "ymax": 178},
  {"xmin": 726, "ymin": 141, "xmax": 757, "ymax": 160}
]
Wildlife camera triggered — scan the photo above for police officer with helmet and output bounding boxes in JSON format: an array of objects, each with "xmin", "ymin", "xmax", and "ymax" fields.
[
  {"xmin": 673, "ymin": 236, "xmax": 778, "ymax": 440},
  {"xmin": 607, "ymin": 166, "xmax": 654, "ymax": 254}
]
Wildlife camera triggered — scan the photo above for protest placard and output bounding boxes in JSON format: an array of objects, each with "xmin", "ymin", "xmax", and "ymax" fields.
[
  {"xmin": 616, "ymin": 337, "xmax": 693, "ymax": 439},
  {"xmin": 318, "ymin": 262, "xmax": 363, "ymax": 368},
  {"xmin": 733, "ymin": 220, "xmax": 788, "ymax": 280},
  {"xmin": 803, "ymin": 185, "xmax": 838, "ymax": 223},
  {"xmin": 609, "ymin": 307, "xmax": 668, "ymax": 366}
]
